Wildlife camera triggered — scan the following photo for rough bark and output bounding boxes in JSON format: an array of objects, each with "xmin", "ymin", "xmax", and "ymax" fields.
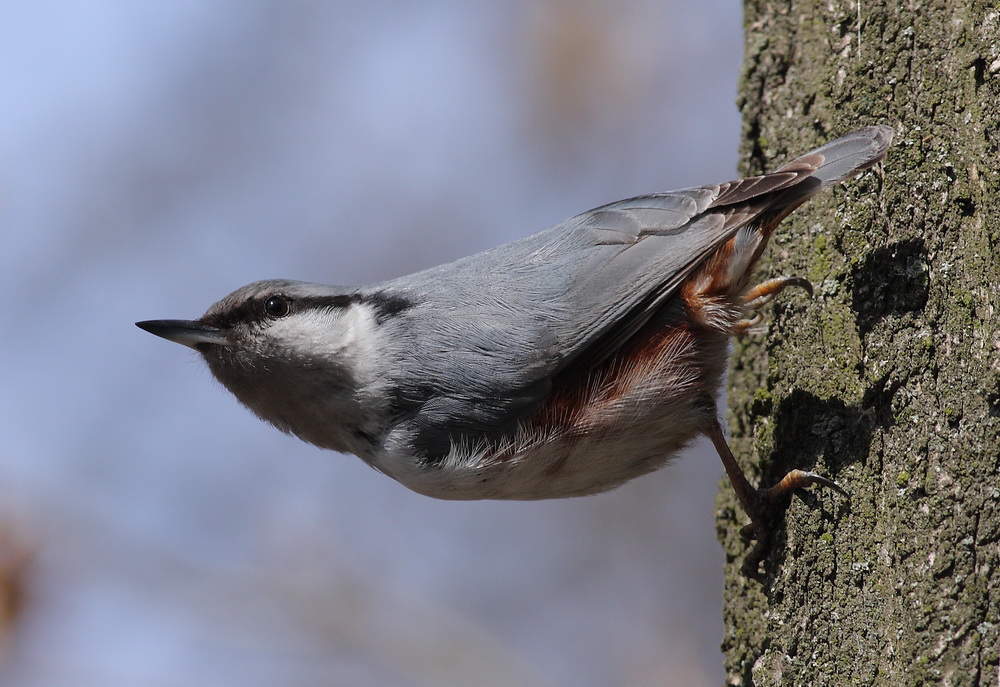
[{"xmin": 718, "ymin": 1, "xmax": 1000, "ymax": 684}]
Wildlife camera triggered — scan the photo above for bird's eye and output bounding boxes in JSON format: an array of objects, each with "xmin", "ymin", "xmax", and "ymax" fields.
[{"xmin": 263, "ymin": 296, "xmax": 290, "ymax": 318}]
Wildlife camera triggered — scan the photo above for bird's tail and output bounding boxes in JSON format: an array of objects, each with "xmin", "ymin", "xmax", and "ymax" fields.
[
  {"xmin": 768, "ymin": 125, "xmax": 894, "ymax": 209},
  {"xmin": 685, "ymin": 125, "xmax": 894, "ymax": 317}
]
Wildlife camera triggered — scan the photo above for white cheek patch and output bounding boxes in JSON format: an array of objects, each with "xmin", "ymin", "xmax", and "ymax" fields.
[{"xmin": 267, "ymin": 303, "xmax": 379, "ymax": 366}]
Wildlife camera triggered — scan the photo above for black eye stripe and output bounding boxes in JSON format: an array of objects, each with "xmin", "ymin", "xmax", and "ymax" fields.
[
  {"xmin": 292, "ymin": 295, "xmax": 356, "ymax": 310},
  {"xmin": 292, "ymin": 293, "xmax": 415, "ymax": 323},
  {"xmin": 200, "ymin": 290, "xmax": 416, "ymax": 329}
]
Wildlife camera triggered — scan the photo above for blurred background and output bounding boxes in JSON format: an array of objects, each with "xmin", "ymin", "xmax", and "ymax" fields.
[{"xmin": 0, "ymin": 1, "xmax": 743, "ymax": 685}]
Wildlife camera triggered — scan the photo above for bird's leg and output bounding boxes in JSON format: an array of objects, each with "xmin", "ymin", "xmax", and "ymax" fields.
[
  {"xmin": 732, "ymin": 276, "xmax": 813, "ymax": 334},
  {"xmin": 706, "ymin": 419, "xmax": 848, "ymax": 582}
]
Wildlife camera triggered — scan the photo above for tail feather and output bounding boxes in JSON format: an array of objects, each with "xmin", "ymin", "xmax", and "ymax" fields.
[
  {"xmin": 696, "ymin": 125, "xmax": 893, "ymax": 302},
  {"xmin": 771, "ymin": 125, "xmax": 894, "ymax": 207},
  {"xmin": 711, "ymin": 125, "xmax": 893, "ymax": 211}
]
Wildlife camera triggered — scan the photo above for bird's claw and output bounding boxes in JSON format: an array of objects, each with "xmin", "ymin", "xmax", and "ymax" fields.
[{"xmin": 737, "ymin": 469, "xmax": 849, "ymax": 582}]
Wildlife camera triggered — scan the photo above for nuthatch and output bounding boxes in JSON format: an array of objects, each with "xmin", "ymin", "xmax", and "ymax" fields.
[{"xmin": 138, "ymin": 126, "xmax": 892, "ymax": 580}]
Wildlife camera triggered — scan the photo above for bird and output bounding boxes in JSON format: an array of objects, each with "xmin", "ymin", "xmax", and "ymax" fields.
[{"xmin": 137, "ymin": 125, "xmax": 893, "ymax": 580}]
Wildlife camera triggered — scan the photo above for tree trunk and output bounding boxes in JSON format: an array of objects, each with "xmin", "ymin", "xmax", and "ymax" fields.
[{"xmin": 718, "ymin": 0, "xmax": 1000, "ymax": 684}]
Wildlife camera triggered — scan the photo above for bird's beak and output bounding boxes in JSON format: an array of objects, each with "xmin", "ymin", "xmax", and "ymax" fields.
[{"xmin": 135, "ymin": 319, "xmax": 232, "ymax": 349}]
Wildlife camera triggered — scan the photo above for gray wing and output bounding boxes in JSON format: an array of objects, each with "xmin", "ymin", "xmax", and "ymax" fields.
[
  {"xmin": 377, "ymin": 126, "xmax": 892, "ymax": 456},
  {"xmin": 376, "ymin": 189, "xmax": 734, "ymax": 456}
]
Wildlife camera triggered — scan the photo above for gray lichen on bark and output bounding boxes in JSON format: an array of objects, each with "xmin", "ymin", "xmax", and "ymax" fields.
[{"xmin": 719, "ymin": 1, "xmax": 1000, "ymax": 684}]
